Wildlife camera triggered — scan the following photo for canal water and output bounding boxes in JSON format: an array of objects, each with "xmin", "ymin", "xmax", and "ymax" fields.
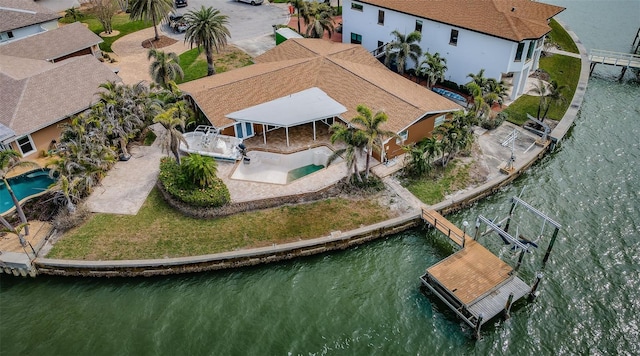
[{"xmin": 1, "ymin": 1, "xmax": 639, "ymax": 355}]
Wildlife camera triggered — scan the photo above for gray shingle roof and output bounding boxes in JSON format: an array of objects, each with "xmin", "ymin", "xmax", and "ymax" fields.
[
  {"xmin": 0, "ymin": 0, "xmax": 61, "ymax": 33},
  {"xmin": 0, "ymin": 22, "xmax": 102, "ymax": 61},
  {"xmin": 0, "ymin": 54, "xmax": 121, "ymax": 136}
]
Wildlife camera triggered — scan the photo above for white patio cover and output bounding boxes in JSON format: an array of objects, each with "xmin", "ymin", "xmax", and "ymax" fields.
[{"xmin": 225, "ymin": 87, "xmax": 346, "ymax": 127}]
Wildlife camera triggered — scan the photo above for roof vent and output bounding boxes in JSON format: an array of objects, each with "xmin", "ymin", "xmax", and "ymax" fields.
[{"xmin": 511, "ymin": 7, "xmax": 516, "ymax": 12}]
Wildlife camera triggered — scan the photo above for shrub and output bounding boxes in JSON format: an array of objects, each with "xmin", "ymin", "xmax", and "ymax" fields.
[
  {"xmin": 159, "ymin": 157, "xmax": 230, "ymax": 207},
  {"xmin": 52, "ymin": 205, "xmax": 91, "ymax": 232},
  {"xmin": 481, "ymin": 111, "xmax": 508, "ymax": 130}
]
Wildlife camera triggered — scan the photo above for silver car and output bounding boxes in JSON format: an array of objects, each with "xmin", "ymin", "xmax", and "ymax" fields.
[{"xmin": 237, "ymin": 0, "xmax": 263, "ymax": 5}]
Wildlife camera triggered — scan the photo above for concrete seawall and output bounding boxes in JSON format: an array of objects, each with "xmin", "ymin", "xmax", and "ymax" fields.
[{"xmin": 32, "ymin": 23, "xmax": 590, "ymax": 278}]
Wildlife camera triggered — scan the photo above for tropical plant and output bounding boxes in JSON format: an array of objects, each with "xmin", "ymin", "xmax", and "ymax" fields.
[
  {"xmin": 289, "ymin": 0, "xmax": 311, "ymax": 34},
  {"xmin": 159, "ymin": 157, "xmax": 230, "ymax": 207},
  {"xmin": 0, "ymin": 217, "xmax": 32, "ymax": 255},
  {"xmin": 147, "ymin": 49, "xmax": 184, "ymax": 88},
  {"xmin": 184, "ymin": 6, "xmax": 231, "ymax": 76},
  {"xmin": 467, "ymin": 69, "xmax": 489, "ymax": 93},
  {"xmin": 305, "ymin": 1, "xmax": 334, "ymax": 39},
  {"xmin": 537, "ymin": 80, "xmax": 568, "ymax": 119},
  {"xmin": 328, "ymin": 123, "xmax": 367, "ymax": 183},
  {"xmin": 129, "ymin": 0, "xmax": 173, "ymax": 41},
  {"xmin": 181, "ymin": 154, "xmax": 218, "ymax": 188},
  {"xmin": 485, "ymin": 78, "xmax": 509, "ymax": 108},
  {"xmin": 418, "ymin": 52, "xmax": 448, "ymax": 88},
  {"xmin": 0, "ymin": 150, "xmax": 39, "ymax": 236},
  {"xmin": 153, "ymin": 101, "xmax": 192, "ymax": 164},
  {"xmin": 384, "ymin": 30, "xmax": 422, "ymax": 75},
  {"xmin": 432, "ymin": 111, "xmax": 474, "ymax": 167},
  {"xmin": 49, "ymin": 174, "xmax": 83, "ymax": 214},
  {"xmin": 65, "ymin": 7, "xmax": 82, "ymax": 21},
  {"xmin": 350, "ymin": 104, "xmax": 396, "ymax": 179}
]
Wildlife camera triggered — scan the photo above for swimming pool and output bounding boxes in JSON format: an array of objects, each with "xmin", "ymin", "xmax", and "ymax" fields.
[
  {"xmin": 231, "ymin": 146, "xmax": 342, "ymax": 184},
  {"xmin": 0, "ymin": 169, "xmax": 54, "ymax": 215},
  {"xmin": 432, "ymin": 87, "xmax": 467, "ymax": 104}
]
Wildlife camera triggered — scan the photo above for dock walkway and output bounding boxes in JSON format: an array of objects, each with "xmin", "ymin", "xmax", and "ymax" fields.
[
  {"xmin": 420, "ymin": 209, "xmax": 531, "ymax": 335},
  {"xmin": 588, "ymin": 49, "xmax": 640, "ymax": 80}
]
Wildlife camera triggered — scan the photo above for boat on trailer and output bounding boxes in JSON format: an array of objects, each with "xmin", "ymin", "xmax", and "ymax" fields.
[{"xmin": 179, "ymin": 125, "xmax": 245, "ymax": 162}]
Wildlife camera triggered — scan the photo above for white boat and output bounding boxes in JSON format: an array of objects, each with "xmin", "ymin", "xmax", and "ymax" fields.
[{"xmin": 180, "ymin": 125, "xmax": 245, "ymax": 161}]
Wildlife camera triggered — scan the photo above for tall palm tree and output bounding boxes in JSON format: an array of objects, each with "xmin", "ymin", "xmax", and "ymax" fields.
[
  {"xmin": 129, "ymin": 0, "xmax": 173, "ymax": 42},
  {"xmin": 350, "ymin": 104, "xmax": 396, "ymax": 179},
  {"xmin": 328, "ymin": 123, "xmax": 367, "ymax": 183},
  {"xmin": 467, "ymin": 69, "xmax": 489, "ymax": 93},
  {"xmin": 184, "ymin": 6, "xmax": 231, "ymax": 76},
  {"xmin": 385, "ymin": 30, "xmax": 422, "ymax": 75},
  {"xmin": 0, "ymin": 150, "xmax": 39, "ymax": 236},
  {"xmin": 289, "ymin": 0, "xmax": 311, "ymax": 34},
  {"xmin": 418, "ymin": 52, "xmax": 448, "ymax": 88},
  {"xmin": 541, "ymin": 80, "xmax": 568, "ymax": 119},
  {"xmin": 485, "ymin": 78, "xmax": 508, "ymax": 108},
  {"xmin": 147, "ymin": 49, "xmax": 184, "ymax": 88},
  {"xmin": 305, "ymin": 2, "xmax": 334, "ymax": 39},
  {"xmin": 153, "ymin": 101, "xmax": 191, "ymax": 164}
]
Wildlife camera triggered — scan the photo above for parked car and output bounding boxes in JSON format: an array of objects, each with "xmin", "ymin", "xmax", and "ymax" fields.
[
  {"xmin": 169, "ymin": 13, "xmax": 188, "ymax": 33},
  {"xmin": 175, "ymin": 0, "xmax": 187, "ymax": 8},
  {"xmin": 237, "ymin": 0, "xmax": 263, "ymax": 5}
]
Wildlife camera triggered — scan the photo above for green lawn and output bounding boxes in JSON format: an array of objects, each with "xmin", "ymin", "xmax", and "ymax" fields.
[
  {"xmin": 60, "ymin": 13, "xmax": 151, "ymax": 52},
  {"xmin": 404, "ymin": 159, "xmax": 473, "ymax": 205},
  {"xmin": 48, "ymin": 189, "xmax": 394, "ymax": 260},
  {"xmin": 504, "ymin": 54, "xmax": 581, "ymax": 125},
  {"xmin": 176, "ymin": 47, "xmax": 254, "ymax": 83},
  {"xmin": 548, "ymin": 18, "xmax": 579, "ymax": 54}
]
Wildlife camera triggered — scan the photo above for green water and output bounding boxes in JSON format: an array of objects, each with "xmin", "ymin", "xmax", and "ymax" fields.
[
  {"xmin": 287, "ymin": 164, "xmax": 324, "ymax": 183},
  {"xmin": 1, "ymin": 1, "xmax": 639, "ymax": 354}
]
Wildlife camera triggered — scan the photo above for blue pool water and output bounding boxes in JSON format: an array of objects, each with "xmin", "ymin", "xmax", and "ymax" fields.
[
  {"xmin": 287, "ymin": 164, "xmax": 324, "ymax": 183},
  {"xmin": 0, "ymin": 170, "xmax": 54, "ymax": 215},
  {"xmin": 432, "ymin": 87, "xmax": 467, "ymax": 103}
]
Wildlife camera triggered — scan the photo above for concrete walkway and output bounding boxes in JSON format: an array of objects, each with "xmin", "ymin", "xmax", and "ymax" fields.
[{"xmin": 84, "ymin": 124, "xmax": 166, "ymax": 215}]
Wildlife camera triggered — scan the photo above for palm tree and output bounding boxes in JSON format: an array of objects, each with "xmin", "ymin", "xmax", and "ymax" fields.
[
  {"xmin": 467, "ymin": 69, "xmax": 489, "ymax": 93},
  {"xmin": 289, "ymin": 0, "xmax": 311, "ymax": 34},
  {"xmin": 49, "ymin": 174, "xmax": 82, "ymax": 214},
  {"xmin": 350, "ymin": 104, "xmax": 396, "ymax": 179},
  {"xmin": 541, "ymin": 80, "xmax": 568, "ymax": 119},
  {"xmin": 418, "ymin": 52, "xmax": 448, "ymax": 88},
  {"xmin": 153, "ymin": 101, "xmax": 191, "ymax": 164},
  {"xmin": 0, "ymin": 150, "xmax": 39, "ymax": 236},
  {"xmin": 129, "ymin": 0, "xmax": 173, "ymax": 42},
  {"xmin": 184, "ymin": 6, "xmax": 231, "ymax": 76},
  {"xmin": 385, "ymin": 30, "xmax": 422, "ymax": 75},
  {"xmin": 147, "ymin": 49, "xmax": 184, "ymax": 88},
  {"xmin": 328, "ymin": 123, "xmax": 367, "ymax": 183},
  {"xmin": 305, "ymin": 2, "xmax": 334, "ymax": 39},
  {"xmin": 485, "ymin": 78, "xmax": 508, "ymax": 108}
]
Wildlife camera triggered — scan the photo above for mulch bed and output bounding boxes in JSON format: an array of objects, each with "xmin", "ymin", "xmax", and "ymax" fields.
[{"xmin": 142, "ymin": 35, "xmax": 178, "ymax": 49}]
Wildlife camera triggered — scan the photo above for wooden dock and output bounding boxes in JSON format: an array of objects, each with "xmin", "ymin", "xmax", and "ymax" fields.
[
  {"xmin": 420, "ymin": 209, "xmax": 531, "ymax": 337},
  {"xmin": 588, "ymin": 49, "xmax": 640, "ymax": 80}
]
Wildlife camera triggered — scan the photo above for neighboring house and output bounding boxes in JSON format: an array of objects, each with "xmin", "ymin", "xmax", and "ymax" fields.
[
  {"xmin": 179, "ymin": 38, "xmax": 462, "ymax": 161},
  {"xmin": 0, "ymin": 54, "xmax": 121, "ymax": 157},
  {"xmin": 0, "ymin": 0, "xmax": 60, "ymax": 43},
  {"xmin": 342, "ymin": 0, "xmax": 565, "ymax": 100},
  {"xmin": 0, "ymin": 22, "xmax": 103, "ymax": 62}
]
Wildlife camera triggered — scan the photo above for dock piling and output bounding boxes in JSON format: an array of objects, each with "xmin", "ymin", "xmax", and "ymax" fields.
[
  {"xmin": 529, "ymin": 272, "xmax": 544, "ymax": 300},
  {"xmin": 542, "ymin": 227, "xmax": 560, "ymax": 266},
  {"xmin": 504, "ymin": 292, "xmax": 515, "ymax": 319},
  {"xmin": 474, "ymin": 314, "xmax": 484, "ymax": 339}
]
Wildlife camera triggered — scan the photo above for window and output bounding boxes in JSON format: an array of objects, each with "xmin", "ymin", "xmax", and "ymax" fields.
[
  {"xmin": 7, "ymin": 31, "xmax": 13, "ymax": 39},
  {"xmin": 449, "ymin": 29, "xmax": 459, "ymax": 46},
  {"xmin": 396, "ymin": 130, "xmax": 408, "ymax": 144},
  {"xmin": 350, "ymin": 32, "xmax": 362, "ymax": 44},
  {"xmin": 514, "ymin": 42, "xmax": 525, "ymax": 62},
  {"xmin": 415, "ymin": 20, "xmax": 423, "ymax": 33},
  {"xmin": 17, "ymin": 135, "xmax": 35, "ymax": 155},
  {"xmin": 537, "ymin": 38, "xmax": 544, "ymax": 48},
  {"xmin": 526, "ymin": 41, "xmax": 535, "ymax": 61},
  {"xmin": 351, "ymin": 2, "xmax": 363, "ymax": 11},
  {"xmin": 434, "ymin": 115, "xmax": 446, "ymax": 127},
  {"xmin": 235, "ymin": 122, "xmax": 254, "ymax": 139},
  {"xmin": 378, "ymin": 10, "xmax": 384, "ymax": 25}
]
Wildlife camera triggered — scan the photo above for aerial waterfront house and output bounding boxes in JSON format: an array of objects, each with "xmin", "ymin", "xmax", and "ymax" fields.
[{"xmin": 341, "ymin": 0, "xmax": 565, "ymax": 100}]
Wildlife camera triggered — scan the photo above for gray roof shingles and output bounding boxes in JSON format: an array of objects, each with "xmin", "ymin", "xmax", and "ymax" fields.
[{"xmin": 0, "ymin": 0, "xmax": 61, "ymax": 33}]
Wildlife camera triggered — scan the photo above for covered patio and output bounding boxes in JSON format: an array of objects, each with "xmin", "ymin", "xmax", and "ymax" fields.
[{"xmin": 226, "ymin": 88, "xmax": 347, "ymax": 151}]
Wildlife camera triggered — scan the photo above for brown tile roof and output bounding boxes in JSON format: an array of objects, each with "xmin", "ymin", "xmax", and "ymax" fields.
[
  {"xmin": 0, "ymin": 0, "xmax": 61, "ymax": 33},
  {"xmin": 0, "ymin": 22, "xmax": 102, "ymax": 61},
  {"xmin": 179, "ymin": 39, "xmax": 461, "ymax": 133},
  {"xmin": 0, "ymin": 54, "xmax": 121, "ymax": 136},
  {"xmin": 359, "ymin": 0, "xmax": 565, "ymax": 42}
]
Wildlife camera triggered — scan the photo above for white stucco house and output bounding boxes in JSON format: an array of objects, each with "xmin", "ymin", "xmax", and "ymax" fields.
[{"xmin": 342, "ymin": 0, "xmax": 565, "ymax": 100}]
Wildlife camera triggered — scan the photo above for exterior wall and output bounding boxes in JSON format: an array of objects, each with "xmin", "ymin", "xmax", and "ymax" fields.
[
  {"xmin": 343, "ymin": 0, "xmax": 546, "ymax": 98},
  {"xmin": 8, "ymin": 120, "xmax": 67, "ymax": 158},
  {"xmin": 0, "ymin": 21, "xmax": 56, "ymax": 43},
  {"xmin": 54, "ymin": 47, "xmax": 93, "ymax": 62},
  {"xmin": 383, "ymin": 113, "xmax": 443, "ymax": 160}
]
